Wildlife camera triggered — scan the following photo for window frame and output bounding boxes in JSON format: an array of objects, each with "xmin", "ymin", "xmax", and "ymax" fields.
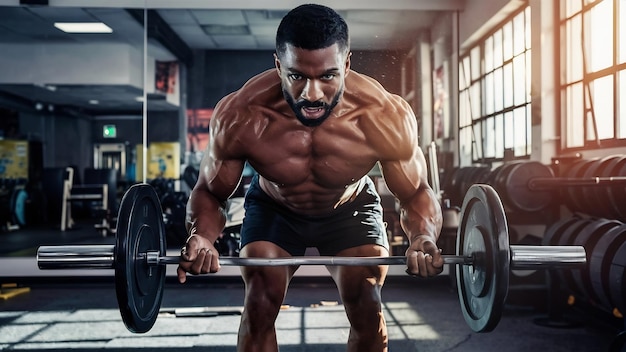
[
  {"xmin": 458, "ymin": 5, "xmax": 532, "ymax": 164},
  {"xmin": 558, "ymin": 0, "xmax": 626, "ymax": 152}
]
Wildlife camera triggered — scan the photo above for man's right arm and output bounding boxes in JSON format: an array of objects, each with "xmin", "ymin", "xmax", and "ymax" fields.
[{"xmin": 178, "ymin": 110, "xmax": 246, "ymax": 282}]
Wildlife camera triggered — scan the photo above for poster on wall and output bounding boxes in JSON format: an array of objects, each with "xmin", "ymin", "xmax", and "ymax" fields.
[
  {"xmin": 433, "ymin": 63, "xmax": 450, "ymax": 139},
  {"xmin": 155, "ymin": 60, "xmax": 180, "ymax": 106},
  {"xmin": 186, "ymin": 108, "xmax": 213, "ymax": 155}
]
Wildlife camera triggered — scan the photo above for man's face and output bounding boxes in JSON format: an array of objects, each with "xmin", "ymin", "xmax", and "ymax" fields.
[{"xmin": 275, "ymin": 43, "xmax": 351, "ymax": 127}]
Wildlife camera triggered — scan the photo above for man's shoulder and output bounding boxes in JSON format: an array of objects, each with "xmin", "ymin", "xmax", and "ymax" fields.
[
  {"xmin": 216, "ymin": 69, "xmax": 282, "ymax": 113},
  {"xmin": 345, "ymin": 71, "xmax": 410, "ymax": 112}
]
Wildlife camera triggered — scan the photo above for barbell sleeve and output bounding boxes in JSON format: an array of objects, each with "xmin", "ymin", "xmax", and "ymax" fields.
[
  {"xmin": 509, "ymin": 245, "xmax": 587, "ymax": 269},
  {"xmin": 36, "ymin": 244, "xmax": 586, "ymax": 270},
  {"xmin": 37, "ymin": 245, "xmax": 116, "ymax": 269}
]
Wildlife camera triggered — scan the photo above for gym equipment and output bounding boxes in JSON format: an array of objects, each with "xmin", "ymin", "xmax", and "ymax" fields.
[
  {"xmin": 36, "ymin": 183, "xmax": 586, "ymax": 334},
  {"xmin": 444, "ymin": 159, "xmax": 626, "ymax": 217}
]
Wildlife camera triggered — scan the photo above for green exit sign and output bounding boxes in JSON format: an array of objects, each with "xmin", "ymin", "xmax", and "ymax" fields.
[{"xmin": 103, "ymin": 125, "xmax": 117, "ymax": 138}]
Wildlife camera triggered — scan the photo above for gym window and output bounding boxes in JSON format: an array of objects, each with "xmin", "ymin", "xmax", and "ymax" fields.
[
  {"xmin": 458, "ymin": 6, "xmax": 532, "ymax": 163},
  {"xmin": 559, "ymin": 0, "xmax": 626, "ymax": 151}
]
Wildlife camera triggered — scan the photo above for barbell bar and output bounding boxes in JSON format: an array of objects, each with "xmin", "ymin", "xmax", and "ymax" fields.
[
  {"xmin": 37, "ymin": 245, "xmax": 585, "ymax": 270},
  {"xmin": 528, "ymin": 176, "xmax": 626, "ymax": 190},
  {"xmin": 36, "ymin": 183, "xmax": 587, "ymax": 334},
  {"xmin": 36, "ymin": 244, "xmax": 584, "ymax": 269}
]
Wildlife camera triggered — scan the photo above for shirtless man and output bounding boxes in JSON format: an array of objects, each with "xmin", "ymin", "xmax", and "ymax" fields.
[{"xmin": 177, "ymin": 4, "xmax": 443, "ymax": 352}]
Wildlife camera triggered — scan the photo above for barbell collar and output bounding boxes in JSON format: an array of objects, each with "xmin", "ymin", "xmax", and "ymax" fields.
[{"xmin": 37, "ymin": 244, "xmax": 586, "ymax": 270}]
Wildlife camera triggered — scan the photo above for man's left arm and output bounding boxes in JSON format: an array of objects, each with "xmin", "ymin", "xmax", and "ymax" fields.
[{"xmin": 378, "ymin": 114, "xmax": 443, "ymax": 277}]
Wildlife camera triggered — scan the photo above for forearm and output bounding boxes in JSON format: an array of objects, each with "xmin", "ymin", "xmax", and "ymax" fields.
[
  {"xmin": 399, "ymin": 185, "xmax": 442, "ymax": 246},
  {"xmin": 185, "ymin": 187, "xmax": 227, "ymax": 244}
]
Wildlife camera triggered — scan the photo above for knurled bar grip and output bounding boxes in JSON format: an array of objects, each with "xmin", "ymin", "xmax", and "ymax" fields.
[{"xmin": 36, "ymin": 244, "xmax": 586, "ymax": 270}]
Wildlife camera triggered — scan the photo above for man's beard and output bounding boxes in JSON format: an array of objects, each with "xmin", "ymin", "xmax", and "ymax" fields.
[{"xmin": 283, "ymin": 88, "xmax": 342, "ymax": 127}]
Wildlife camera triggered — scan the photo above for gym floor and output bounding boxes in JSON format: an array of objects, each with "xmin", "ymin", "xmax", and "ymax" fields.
[{"xmin": 0, "ymin": 221, "xmax": 624, "ymax": 352}]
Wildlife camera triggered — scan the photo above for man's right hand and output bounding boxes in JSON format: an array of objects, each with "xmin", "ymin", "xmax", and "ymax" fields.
[{"xmin": 177, "ymin": 234, "xmax": 221, "ymax": 283}]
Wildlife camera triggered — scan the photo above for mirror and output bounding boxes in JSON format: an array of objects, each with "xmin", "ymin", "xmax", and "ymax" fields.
[
  {"xmin": 0, "ymin": 2, "xmax": 458, "ymax": 277},
  {"xmin": 0, "ymin": 5, "xmax": 148, "ymax": 265}
]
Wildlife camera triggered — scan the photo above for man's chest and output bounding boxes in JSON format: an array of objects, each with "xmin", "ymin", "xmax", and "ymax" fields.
[{"xmin": 244, "ymin": 124, "xmax": 379, "ymax": 187}]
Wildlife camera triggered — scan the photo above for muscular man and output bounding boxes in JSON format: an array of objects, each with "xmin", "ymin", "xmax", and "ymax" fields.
[{"xmin": 178, "ymin": 4, "xmax": 443, "ymax": 351}]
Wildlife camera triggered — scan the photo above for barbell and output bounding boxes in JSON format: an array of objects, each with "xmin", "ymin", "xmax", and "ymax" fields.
[
  {"xmin": 444, "ymin": 158, "xmax": 626, "ymax": 216},
  {"xmin": 36, "ymin": 183, "xmax": 587, "ymax": 334}
]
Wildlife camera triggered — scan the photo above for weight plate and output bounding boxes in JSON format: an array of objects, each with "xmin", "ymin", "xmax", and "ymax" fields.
[
  {"xmin": 598, "ymin": 156, "xmax": 624, "ymax": 220},
  {"xmin": 589, "ymin": 224, "xmax": 626, "ymax": 310},
  {"xmin": 115, "ymin": 183, "xmax": 167, "ymax": 333},
  {"xmin": 555, "ymin": 219, "xmax": 591, "ymax": 294},
  {"xmin": 541, "ymin": 218, "xmax": 585, "ymax": 287},
  {"xmin": 572, "ymin": 159, "xmax": 599, "ymax": 214},
  {"xmin": 542, "ymin": 217, "xmax": 580, "ymax": 246},
  {"xmin": 564, "ymin": 159, "xmax": 589, "ymax": 213},
  {"xmin": 493, "ymin": 162, "xmax": 520, "ymax": 211},
  {"xmin": 608, "ymin": 241, "xmax": 626, "ymax": 313},
  {"xmin": 583, "ymin": 156, "xmax": 621, "ymax": 218},
  {"xmin": 447, "ymin": 167, "xmax": 464, "ymax": 207},
  {"xmin": 569, "ymin": 219, "xmax": 620, "ymax": 301},
  {"xmin": 505, "ymin": 161, "xmax": 554, "ymax": 212},
  {"xmin": 456, "ymin": 184, "xmax": 509, "ymax": 333},
  {"xmin": 608, "ymin": 156, "xmax": 626, "ymax": 221}
]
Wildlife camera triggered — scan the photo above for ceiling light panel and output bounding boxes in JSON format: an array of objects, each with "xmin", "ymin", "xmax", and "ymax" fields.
[{"xmin": 54, "ymin": 22, "xmax": 113, "ymax": 33}]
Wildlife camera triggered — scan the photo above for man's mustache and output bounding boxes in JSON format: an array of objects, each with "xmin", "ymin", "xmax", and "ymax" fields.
[{"xmin": 296, "ymin": 100, "xmax": 327, "ymax": 109}]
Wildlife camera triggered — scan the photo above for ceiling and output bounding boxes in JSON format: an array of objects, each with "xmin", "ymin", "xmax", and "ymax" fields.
[{"xmin": 0, "ymin": 0, "xmax": 464, "ymax": 117}]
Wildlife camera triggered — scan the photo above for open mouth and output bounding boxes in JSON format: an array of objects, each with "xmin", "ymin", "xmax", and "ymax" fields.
[{"xmin": 301, "ymin": 106, "xmax": 325, "ymax": 119}]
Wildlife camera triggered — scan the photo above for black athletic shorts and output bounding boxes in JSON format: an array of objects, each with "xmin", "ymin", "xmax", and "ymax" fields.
[{"xmin": 240, "ymin": 174, "xmax": 389, "ymax": 256}]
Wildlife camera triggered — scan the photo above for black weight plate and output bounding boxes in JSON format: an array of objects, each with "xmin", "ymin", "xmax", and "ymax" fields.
[
  {"xmin": 589, "ymin": 224, "xmax": 626, "ymax": 310},
  {"xmin": 504, "ymin": 161, "xmax": 554, "ymax": 212},
  {"xmin": 608, "ymin": 241, "xmax": 626, "ymax": 313},
  {"xmin": 442, "ymin": 167, "xmax": 460, "ymax": 204},
  {"xmin": 556, "ymin": 218, "xmax": 592, "ymax": 293},
  {"xmin": 598, "ymin": 156, "xmax": 623, "ymax": 219},
  {"xmin": 542, "ymin": 217, "xmax": 580, "ymax": 246},
  {"xmin": 541, "ymin": 217, "xmax": 584, "ymax": 286},
  {"xmin": 583, "ymin": 156, "xmax": 621, "ymax": 218},
  {"xmin": 571, "ymin": 158, "xmax": 599, "ymax": 214},
  {"xmin": 460, "ymin": 167, "xmax": 481, "ymax": 200},
  {"xmin": 447, "ymin": 167, "xmax": 465, "ymax": 207},
  {"xmin": 575, "ymin": 158, "xmax": 601, "ymax": 216},
  {"xmin": 568, "ymin": 219, "xmax": 620, "ymax": 300},
  {"xmin": 485, "ymin": 164, "xmax": 503, "ymax": 187},
  {"xmin": 563, "ymin": 159, "xmax": 588, "ymax": 213},
  {"xmin": 474, "ymin": 166, "xmax": 492, "ymax": 184},
  {"xmin": 493, "ymin": 162, "xmax": 520, "ymax": 210},
  {"xmin": 456, "ymin": 184, "xmax": 510, "ymax": 333},
  {"xmin": 608, "ymin": 156, "xmax": 626, "ymax": 221},
  {"xmin": 115, "ymin": 183, "xmax": 167, "ymax": 333}
]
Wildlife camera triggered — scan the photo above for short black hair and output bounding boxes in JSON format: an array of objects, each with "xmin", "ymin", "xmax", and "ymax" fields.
[{"xmin": 275, "ymin": 4, "xmax": 349, "ymax": 58}]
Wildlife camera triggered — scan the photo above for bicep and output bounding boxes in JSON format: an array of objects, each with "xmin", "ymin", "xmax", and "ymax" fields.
[
  {"xmin": 379, "ymin": 145, "xmax": 429, "ymax": 203},
  {"xmin": 377, "ymin": 96, "xmax": 429, "ymax": 199},
  {"xmin": 196, "ymin": 154, "xmax": 245, "ymax": 202},
  {"xmin": 195, "ymin": 116, "xmax": 246, "ymax": 202}
]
